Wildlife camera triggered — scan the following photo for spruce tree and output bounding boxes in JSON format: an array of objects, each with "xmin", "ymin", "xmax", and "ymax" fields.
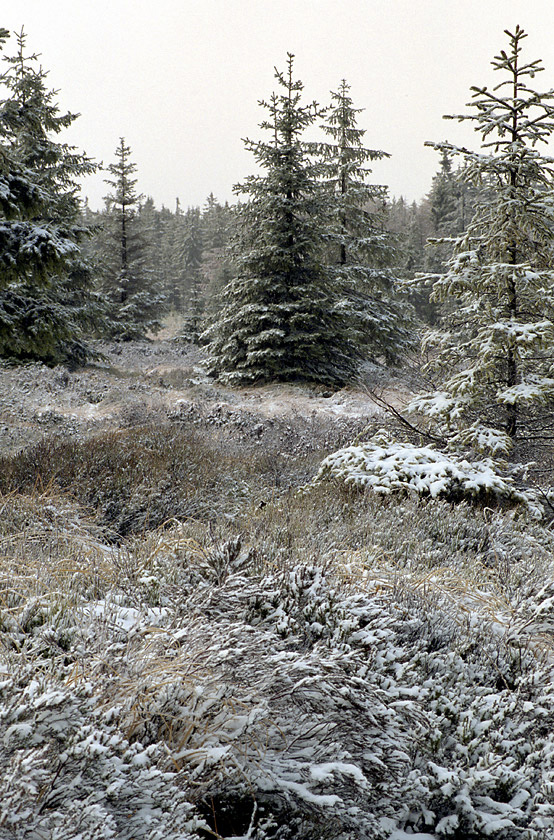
[
  {"xmin": 320, "ymin": 80, "xmax": 413, "ymax": 362},
  {"xmin": 154, "ymin": 202, "xmax": 178, "ymax": 311},
  {"xmin": 202, "ymin": 193, "xmax": 228, "ymax": 253},
  {"xmin": 100, "ymin": 138, "xmax": 165, "ymax": 339},
  {"xmin": 160, "ymin": 197, "xmax": 187, "ymax": 312},
  {"xmin": 137, "ymin": 196, "xmax": 164, "ymax": 290},
  {"xmin": 407, "ymin": 152, "xmax": 459, "ymax": 324},
  {"xmin": 429, "ymin": 152, "xmax": 458, "ymax": 232},
  {"xmin": 0, "ymin": 28, "xmax": 101, "ymax": 365},
  {"xmin": 205, "ymin": 55, "xmax": 358, "ymax": 387},
  {"xmin": 423, "ymin": 151, "xmax": 481, "ymax": 271},
  {"xmin": 201, "ymin": 194, "xmax": 234, "ymax": 320},
  {"xmin": 387, "ymin": 197, "xmax": 426, "ymax": 277},
  {"xmin": 411, "ymin": 27, "xmax": 554, "ymax": 457},
  {"xmin": 176, "ymin": 206, "xmax": 204, "ymax": 341}
]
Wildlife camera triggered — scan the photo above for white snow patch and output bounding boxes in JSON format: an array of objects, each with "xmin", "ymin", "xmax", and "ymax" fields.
[
  {"xmin": 84, "ymin": 600, "xmax": 168, "ymax": 632},
  {"xmin": 309, "ymin": 761, "xmax": 367, "ymax": 786}
]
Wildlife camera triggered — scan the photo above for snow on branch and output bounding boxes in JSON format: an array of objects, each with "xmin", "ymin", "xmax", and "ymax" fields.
[{"xmin": 315, "ymin": 431, "xmax": 542, "ymax": 515}]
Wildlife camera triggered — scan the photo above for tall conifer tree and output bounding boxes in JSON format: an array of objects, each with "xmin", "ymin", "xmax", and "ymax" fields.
[
  {"xmin": 411, "ymin": 27, "xmax": 554, "ymax": 457},
  {"xmin": 201, "ymin": 194, "xmax": 234, "ymax": 320},
  {"xmin": 0, "ymin": 28, "xmax": 101, "ymax": 364},
  {"xmin": 205, "ymin": 55, "xmax": 358, "ymax": 386},
  {"xmin": 321, "ymin": 80, "xmax": 413, "ymax": 361},
  {"xmin": 101, "ymin": 139, "xmax": 165, "ymax": 339},
  {"xmin": 179, "ymin": 206, "xmax": 204, "ymax": 340}
]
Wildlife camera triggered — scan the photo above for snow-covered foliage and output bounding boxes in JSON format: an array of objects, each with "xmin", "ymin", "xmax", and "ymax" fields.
[
  {"xmin": 320, "ymin": 80, "xmax": 414, "ymax": 362},
  {"xmin": 2, "ymin": 476, "xmax": 554, "ymax": 838},
  {"xmin": 0, "ymin": 28, "xmax": 101, "ymax": 365},
  {"xmin": 315, "ymin": 430, "xmax": 541, "ymax": 514},
  {"xmin": 99, "ymin": 139, "xmax": 166, "ymax": 339},
  {"xmin": 205, "ymin": 57, "xmax": 366, "ymax": 387},
  {"xmin": 410, "ymin": 27, "xmax": 554, "ymax": 456}
]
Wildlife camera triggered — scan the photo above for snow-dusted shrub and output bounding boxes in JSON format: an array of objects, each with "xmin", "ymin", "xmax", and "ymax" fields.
[
  {"xmin": 315, "ymin": 431, "xmax": 542, "ymax": 515},
  {"xmin": 0, "ymin": 669, "xmax": 205, "ymax": 839},
  {"xmin": 2, "ymin": 492, "xmax": 554, "ymax": 838}
]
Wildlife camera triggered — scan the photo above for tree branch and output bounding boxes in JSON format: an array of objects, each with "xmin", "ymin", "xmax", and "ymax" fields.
[{"xmin": 362, "ymin": 386, "xmax": 447, "ymax": 446}]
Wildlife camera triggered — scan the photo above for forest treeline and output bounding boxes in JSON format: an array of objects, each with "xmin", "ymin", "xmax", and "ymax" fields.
[
  {"xmin": 3, "ymin": 24, "xmax": 554, "ymax": 475},
  {"xmin": 81, "ymin": 141, "xmax": 473, "ymax": 346},
  {"xmin": 82, "ymin": 136, "xmax": 472, "ymax": 345},
  {"xmin": 0, "ymin": 27, "xmax": 474, "ymax": 368}
]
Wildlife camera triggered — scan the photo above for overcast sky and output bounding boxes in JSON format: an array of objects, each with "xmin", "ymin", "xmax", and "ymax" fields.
[{"xmin": 4, "ymin": 0, "xmax": 554, "ymax": 211}]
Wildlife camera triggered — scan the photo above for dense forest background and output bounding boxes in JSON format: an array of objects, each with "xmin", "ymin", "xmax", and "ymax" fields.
[
  {"xmin": 0, "ymin": 27, "xmax": 478, "ymax": 370},
  {"xmin": 80, "ymin": 141, "xmax": 469, "ymax": 343}
]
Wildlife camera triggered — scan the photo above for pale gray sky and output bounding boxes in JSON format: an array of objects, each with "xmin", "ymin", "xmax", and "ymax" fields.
[{"xmin": 4, "ymin": 0, "xmax": 554, "ymax": 210}]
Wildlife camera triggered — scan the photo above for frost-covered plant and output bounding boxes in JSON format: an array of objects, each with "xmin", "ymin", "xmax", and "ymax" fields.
[
  {"xmin": 3, "ymin": 487, "xmax": 554, "ymax": 838},
  {"xmin": 204, "ymin": 55, "xmax": 360, "ymax": 387},
  {"xmin": 410, "ymin": 26, "xmax": 554, "ymax": 457},
  {"xmin": 315, "ymin": 430, "xmax": 542, "ymax": 515},
  {"xmin": 100, "ymin": 138, "xmax": 166, "ymax": 340},
  {"xmin": 320, "ymin": 79, "xmax": 414, "ymax": 363},
  {"xmin": 0, "ymin": 28, "xmax": 102, "ymax": 365}
]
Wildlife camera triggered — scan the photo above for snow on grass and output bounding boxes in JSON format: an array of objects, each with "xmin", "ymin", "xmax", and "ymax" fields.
[
  {"xmin": 2, "ymin": 493, "xmax": 554, "ymax": 838},
  {"xmin": 3, "ymin": 361, "xmax": 554, "ymax": 839}
]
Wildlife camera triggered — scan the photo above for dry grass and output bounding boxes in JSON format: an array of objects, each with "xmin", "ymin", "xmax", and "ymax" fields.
[{"xmin": 0, "ymin": 421, "xmax": 309, "ymax": 538}]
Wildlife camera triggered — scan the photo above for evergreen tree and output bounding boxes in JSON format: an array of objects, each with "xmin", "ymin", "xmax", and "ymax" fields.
[
  {"xmin": 424, "ymin": 150, "xmax": 481, "ymax": 271},
  {"xmin": 406, "ymin": 152, "xmax": 459, "ymax": 324},
  {"xmin": 411, "ymin": 27, "xmax": 554, "ymax": 457},
  {"xmin": 0, "ymin": 28, "xmax": 101, "ymax": 365},
  {"xmin": 178, "ymin": 205, "xmax": 204, "ymax": 341},
  {"xmin": 202, "ymin": 192, "xmax": 227, "ymax": 252},
  {"xmin": 155, "ymin": 201, "xmax": 180, "ymax": 311},
  {"xmin": 158, "ymin": 197, "xmax": 187, "ymax": 312},
  {"xmin": 204, "ymin": 55, "xmax": 358, "ymax": 387},
  {"xmin": 387, "ymin": 197, "xmax": 427, "ymax": 278},
  {"xmin": 320, "ymin": 80, "xmax": 413, "ymax": 361},
  {"xmin": 429, "ymin": 152, "xmax": 458, "ymax": 233},
  {"xmin": 137, "ymin": 196, "xmax": 163, "ymax": 288},
  {"xmin": 201, "ymin": 194, "xmax": 234, "ymax": 320},
  {"xmin": 100, "ymin": 138, "xmax": 165, "ymax": 339},
  {"xmin": 388, "ymin": 196, "xmax": 443, "ymax": 326}
]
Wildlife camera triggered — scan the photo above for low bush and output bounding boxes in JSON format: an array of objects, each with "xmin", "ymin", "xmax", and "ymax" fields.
[
  {"xmin": 315, "ymin": 431, "xmax": 543, "ymax": 516},
  {"xmin": 0, "ymin": 423, "xmax": 304, "ymax": 537}
]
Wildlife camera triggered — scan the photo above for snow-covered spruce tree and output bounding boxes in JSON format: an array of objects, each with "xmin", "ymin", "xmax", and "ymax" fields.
[
  {"xmin": 162, "ymin": 197, "xmax": 187, "ymax": 312},
  {"xmin": 387, "ymin": 196, "xmax": 429, "ymax": 279},
  {"xmin": 411, "ymin": 26, "xmax": 554, "ymax": 458},
  {"xmin": 320, "ymin": 80, "xmax": 414, "ymax": 363},
  {"xmin": 413, "ymin": 152, "xmax": 464, "ymax": 325},
  {"xmin": 423, "ymin": 150, "xmax": 460, "ymax": 276},
  {"xmin": 137, "ymin": 196, "xmax": 173, "ymax": 304},
  {"xmin": 201, "ymin": 192, "xmax": 234, "ymax": 320},
  {"xmin": 100, "ymin": 138, "xmax": 165, "ymax": 339},
  {"xmin": 204, "ymin": 55, "xmax": 359, "ymax": 387},
  {"xmin": 0, "ymin": 28, "xmax": 102, "ymax": 365},
  {"xmin": 178, "ymin": 205, "xmax": 205, "ymax": 341}
]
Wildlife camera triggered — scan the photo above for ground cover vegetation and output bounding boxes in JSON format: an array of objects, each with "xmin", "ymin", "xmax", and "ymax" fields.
[{"xmin": 2, "ymin": 22, "xmax": 554, "ymax": 840}]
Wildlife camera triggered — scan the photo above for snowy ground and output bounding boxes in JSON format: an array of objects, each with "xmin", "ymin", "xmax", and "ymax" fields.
[
  {"xmin": 0, "ymin": 338, "xmax": 412, "ymax": 456},
  {"xmin": 2, "ymin": 341, "xmax": 554, "ymax": 839}
]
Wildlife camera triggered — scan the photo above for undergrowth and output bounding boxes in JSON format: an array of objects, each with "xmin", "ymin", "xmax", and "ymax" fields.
[
  {"xmin": 0, "ymin": 422, "xmax": 313, "ymax": 538},
  {"xmin": 1, "ymin": 416, "xmax": 554, "ymax": 838}
]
